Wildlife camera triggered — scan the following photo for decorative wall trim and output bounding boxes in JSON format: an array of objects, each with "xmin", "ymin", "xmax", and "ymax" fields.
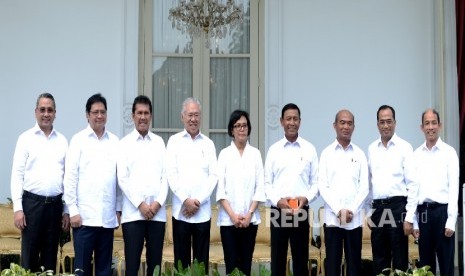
[
  {"xmin": 441, "ymin": 0, "xmax": 459, "ymax": 152},
  {"xmin": 121, "ymin": 0, "xmax": 139, "ymax": 135},
  {"xmin": 264, "ymin": 0, "xmax": 284, "ymax": 148}
]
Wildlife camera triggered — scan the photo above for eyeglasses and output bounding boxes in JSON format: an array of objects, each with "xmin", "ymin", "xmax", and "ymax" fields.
[
  {"xmin": 233, "ymin": 124, "xmax": 248, "ymax": 130},
  {"xmin": 89, "ymin": 110, "xmax": 107, "ymax": 116}
]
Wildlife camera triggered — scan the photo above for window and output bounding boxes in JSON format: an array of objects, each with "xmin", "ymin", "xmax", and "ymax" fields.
[{"xmin": 140, "ymin": 0, "xmax": 261, "ymax": 154}]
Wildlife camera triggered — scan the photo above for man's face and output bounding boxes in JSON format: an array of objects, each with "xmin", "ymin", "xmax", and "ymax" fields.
[
  {"xmin": 86, "ymin": 102, "xmax": 107, "ymax": 133},
  {"xmin": 133, "ymin": 103, "xmax": 152, "ymax": 136},
  {"xmin": 181, "ymin": 102, "xmax": 201, "ymax": 137},
  {"xmin": 334, "ymin": 110, "xmax": 354, "ymax": 144},
  {"xmin": 35, "ymin": 97, "xmax": 56, "ymax": 132},
  {"xmin": 377, "ymin": 108, "xmax": 396, "ymax": 142},
  {"xmin": 421, "ymin": 110, "xmax": 441, "ymax": 144},
  {"xmin": 280, "ymin": 108, "xmax": 300, "ymax": 141}
]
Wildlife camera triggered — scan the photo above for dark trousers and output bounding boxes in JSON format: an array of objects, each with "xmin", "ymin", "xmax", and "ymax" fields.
[
  {"xmin": 220, "ymin": 224, "xmax": 258, "ymax": 275},
  {"xmin": 270, "ymin": 206, "xmax": 309, "ymax": 276},
  {"xmin": 324, "ymin": 225, "xmax": 362, "ymax": 276},
  {"xmin": 122, "ymin": 220, "xmax": 165, "ymax": 276},
  {"xmin": 21, "ymin": 192, "xmax": 63, "ymax": 273},
  {"xmin": 73, "ymin": 226, "xmax": 114, "ymax": 276},
  {"xmin": 370, "ymin": 197, "xmax": 408, "ymax": 275},
  {"xmin": 417, "ymin": 204, "xmax": 455, "ymax": 276},
  {"xmin": 172, "ymin": 217, "xmax": 211, "ymax": 274}
]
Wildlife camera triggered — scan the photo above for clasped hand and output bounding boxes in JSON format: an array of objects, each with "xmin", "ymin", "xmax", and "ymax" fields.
[
  {"xmin": 182, "ymin": 198, "xmax": 200, "ymax": 218},
  {"xmin": 139, "ymin": 201, "xmax": 161, "ymax": 220}
]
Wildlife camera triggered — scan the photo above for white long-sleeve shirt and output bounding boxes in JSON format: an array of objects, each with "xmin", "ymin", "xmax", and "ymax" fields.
[
  {"xmin": 367, "ymin": 134, "xmax": 418, "ymax": 223},
  {"xmin": 216, "ymin": 141, "xmax": 266, "ymax": 226},
  {"xmin": 318, "ymin": 140, "xmax": 369, "ymax": 230},
  {"xmin": 64, "ymin": 125, "xmax": 121, "ymax": 228},
  {"xmin": 413, "ymin": 137, "xmax": 459, "ymax": 230},
  {"xmin": 10, "ymin": 123, "xmax": 68, "ymax": 212},
  {"xmin": 264, "ymin": 136, "xmax": 319, "ymax": 207},
  {"xmin": 166, "ymin": 129, "xmax": 218, "ymax": 223},
  {"xmin": 117, "ymin": 129, "xmax": 168, "ymax": 224}
]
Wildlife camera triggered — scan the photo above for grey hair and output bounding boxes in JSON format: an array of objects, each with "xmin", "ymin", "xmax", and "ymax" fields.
[
  {"xmin": 36, "ymin": 92, "xmax": 56, "ymax": 109},
  {"xmin": 181, "ymin": 97, "xmax": 202, "ymax": 114}
]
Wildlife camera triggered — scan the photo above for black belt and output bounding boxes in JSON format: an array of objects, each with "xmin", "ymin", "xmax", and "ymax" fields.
[
  {"xmin": 418, "ymin": 202, "xmax": 447, "ymax": 210},
  {"xmin": 372, "ymin": 196, "xmax": 406, "ymax": 206},
  {"xmin": 23, "ymin": 190, "xmax": 62, "ymax": 204}
]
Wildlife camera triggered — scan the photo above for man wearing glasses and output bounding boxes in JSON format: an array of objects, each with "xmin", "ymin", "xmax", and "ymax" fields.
[
  {"xmin": 64, "ymin": 93, "xmax": 121, "ymax": 276},
  {"xmin": 11, "ymin": 93, "xmax": 69, "ymax": 273}
]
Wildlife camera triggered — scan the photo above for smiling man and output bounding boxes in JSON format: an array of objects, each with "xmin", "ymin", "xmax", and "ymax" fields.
[
  {"xmin": 165, "ymin": 97, "xmax": 218, "ymax": 274},
  {"xmin": 264, "ymin": 103, "xmax": 319, "ymax": 276},
  {"xmin": 318, "ymin": 109, "xmax": 368, "ymax": 276},
  {"xmin": 64, "ymin": 93, "xmax": 121, "ymax": 276},
  {"xmin": 413, "ymin": 108, "xmax": 459, "ymax": 276},
  {"xmin": 367, "ymin": 105, "xmax": 418, "ymax": 275},
  {"xmin": 10, "ymin": 93, "xmax": 69, "ymax": 273},
  {"xmin": 117, "ymin": 95, "xmax": 168, "ymax": 276}
]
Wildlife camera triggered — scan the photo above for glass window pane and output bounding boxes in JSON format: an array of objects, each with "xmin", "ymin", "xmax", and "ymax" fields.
[
  {"xmin": 154, "ymin": 0, "xmax": 193, "ymax": 53},
  {"xmin": 155, "ymin": 132, "xmax": 178, "ymax": 147},
  {"xmin": 210, "ymin": 133, "xmax": 230, "ymax": 156},
  {"xmin": 210, "ymin": 57, "xmax": 250, "ymax": 129},
  {"xmin": 209, "ymin": 0, "xmax": 250, "ymax": 54},
  {"xmin": 152, "ymin": 57, "xmax": 193, "ymax": 129}
]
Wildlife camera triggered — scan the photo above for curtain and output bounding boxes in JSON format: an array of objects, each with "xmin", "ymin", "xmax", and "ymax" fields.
[
  {"xmin": 457, "ymin": 0, "xmax": 465, "ymax": 221},
  {"xmin": 458, "ymin": 0, "xmax": 465, "ymax": 135}
]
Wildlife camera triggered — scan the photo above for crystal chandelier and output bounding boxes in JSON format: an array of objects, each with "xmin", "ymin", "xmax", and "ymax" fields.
[{"xmin": 169, "ymin": 0, "xmax": 244, "ymax": 47}]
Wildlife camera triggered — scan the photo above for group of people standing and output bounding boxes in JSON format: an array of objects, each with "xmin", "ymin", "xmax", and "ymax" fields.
[
  {"xmin": 10, "ymin": 92, "xmax": 458, "ymax": 276},
  {"xmin": 317, "ymin": 105, "xmax": 458, "ymax": 276}
]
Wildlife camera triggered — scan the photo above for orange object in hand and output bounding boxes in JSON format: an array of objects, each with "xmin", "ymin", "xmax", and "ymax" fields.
[{"xmin": 288, "ymin": 199, "xmax": 299, "ymax": 209}]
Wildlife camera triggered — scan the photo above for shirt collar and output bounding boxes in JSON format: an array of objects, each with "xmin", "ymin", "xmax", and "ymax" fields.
[
  {"xmin": 181, "ymin": 129, "xmax": 204, "ymax": 141},
  {"xmin": 85, "ymin": 124, "xmax": 108, "ymax": 140},
  {"xmin": 280, "ymin": 136, "xmax": 302, "ymax": 148},
  {"xmin": 332, "ymin": 139, "xmax": 353, "ymax": 151},
  {"xmin": 33, "ymin": 122, "xmax": 56, "ymax": 137},
  {"xmin": 421, "ymin": 137, "xmax": 444, "ymax": 151},
  {"xmin": 376, "ymin": 133, "xmax": 399, "ymax": 148},
  {"xmin": 129, "ymin": 128, "xmax": 152, "ymax": 141}
]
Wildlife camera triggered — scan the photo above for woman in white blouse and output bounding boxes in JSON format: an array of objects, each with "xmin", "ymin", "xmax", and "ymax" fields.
[{"xmin": 216, "ymin": 110, "xmax": 266, "ymax": 275}]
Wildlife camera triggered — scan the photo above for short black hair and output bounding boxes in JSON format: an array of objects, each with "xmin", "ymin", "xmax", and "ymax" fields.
[
  {"xmin": 132, "ymin": 95, "xmax": 152, "ymax": 114},
  {"xmin": 281, "ymin": 103, "xmax": 300, "ymax": 118},
  {"xmin": 227, "ymin": 109, "xmax": 251, "ymax": 137},
  {"xmin": 86, "ymin": 93, "xmax": 107, "ymax": 113},
  {"xmin": 377, "ymin": 105, "xmax": 396, "ymax": 121}
]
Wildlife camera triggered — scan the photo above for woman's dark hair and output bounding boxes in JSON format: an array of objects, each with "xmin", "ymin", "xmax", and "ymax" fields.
[{"xmin": 227, "ymin": 109, "xmax": 251, "ymax": 137}]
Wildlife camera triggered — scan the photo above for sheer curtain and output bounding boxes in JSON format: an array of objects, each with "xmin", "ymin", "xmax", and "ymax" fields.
[
  {"xmin": 152, "ymin": 0, "xmax": 251, "ymax": 151},
  {"xmin": 152, "ymin": 0, "xmax": 194, "ymax": 143},
  {"xmin": 209, "ymin": 0, "xmax": 251, "ymax": 152}
]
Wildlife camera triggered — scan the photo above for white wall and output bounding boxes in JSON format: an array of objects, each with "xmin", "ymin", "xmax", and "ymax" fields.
[
  {"xmin": 265, "ymin": 0, "xmax": 438, "ymax": 217},
  {"xmin": 0, "ymin": 0, "xmax": 125, "ymax": 202},
  {"xmin": 0, "ymin": 1, "xmax": 453, "ymax": 206}
]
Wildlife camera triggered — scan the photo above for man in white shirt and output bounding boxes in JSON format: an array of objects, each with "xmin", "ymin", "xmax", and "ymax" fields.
[
  {"xmin": 117, "ymin": 95, "xmax": 168, "ymax": 276},
  {"xmin": 367, "ymin": 105, "xmax": 418, "ymax": 274},
  {"xmin": 318, "ymin": 109, "xmax": 369, "ymax": 276},
  {"xmin": 166, "ymin": 97, "xmax": 218, "ymax": 273},
  {"xmin": 10, "ymin": 93, "xmax": 69, "ymax": 273},
  {"xmin": 64, "ymin": 93, "xmax": 121, "ymax": 276},
  {"xmin": 413, "ymin": 108, "xmax": 459, "ymax": 276},
  {"xmin": 264, "ymin": 103, "xmax": 319, "ymax": 276}
]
